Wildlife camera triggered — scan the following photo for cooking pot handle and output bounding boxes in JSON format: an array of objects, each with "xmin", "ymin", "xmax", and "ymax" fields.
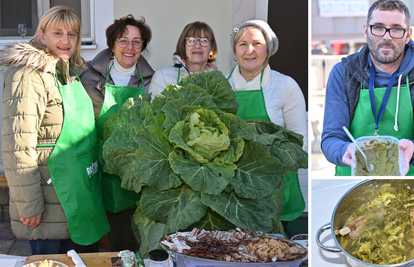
[{"xmin": 316, "ymin": 223, "xmax": 342, "ymax": 253}]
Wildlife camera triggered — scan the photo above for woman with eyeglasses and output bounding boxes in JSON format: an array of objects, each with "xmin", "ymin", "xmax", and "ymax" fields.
[
  {"xmin": 80, "ymin": 14, "xmax": 153, "ymax": 252},
  {"xmin": 148, "ymin": 21, "xmax": 218, "ymax": 97},
  {"xmin": 0, "ymin": 6, "xmax": 109, "ymax": 254},
  {"xmin": 227, "ymin": 19, "xmax": 307, "ymax": 223}
]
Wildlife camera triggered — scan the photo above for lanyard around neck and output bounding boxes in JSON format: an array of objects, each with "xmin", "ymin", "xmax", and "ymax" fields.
[
  {"xmin": 368, "ymin": 64, "xmax": 400, "ymax": 133},
  {"xmin": 174, "ymin": 63, "xmax": 191, "ymax": 83}
]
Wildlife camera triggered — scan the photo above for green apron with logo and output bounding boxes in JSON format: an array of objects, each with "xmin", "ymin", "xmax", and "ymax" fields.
[
  {"xmin": 336, "ymin": 66, "xmax": 414, "ymax": 176},
  {"xmin": 96, "ymin": 63, "xmax": 145, "ymax": 213},
  {"xmin": 44, "ymin": 67, "xmax": 110, "ymax": 245},
  {"xmin": 228, "ymin": 67, "xmax": 305, "ymax": 221}
]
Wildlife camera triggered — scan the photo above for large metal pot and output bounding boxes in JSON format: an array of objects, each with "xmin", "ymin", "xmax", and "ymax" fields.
[{"xmin": 316, "ymin": 179, "xmax": 414, "ymax": 267}]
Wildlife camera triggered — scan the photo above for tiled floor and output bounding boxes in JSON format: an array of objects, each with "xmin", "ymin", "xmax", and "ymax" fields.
[
  {"xmin": 0, "ymin": 222, "xmax": 31, "ymax": 256},
  {"xmin": 1, "ymin": 187, "xmax": 109, "ymax": 257},
  {"xmin": 0, "ymin": 220, "xmax": 111, "ymax": 257}
]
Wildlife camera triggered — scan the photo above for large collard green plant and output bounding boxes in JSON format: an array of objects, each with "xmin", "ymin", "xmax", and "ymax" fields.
[{"xmin": 102, "ymin": 71, "xmax": 308, "ymax": 257}]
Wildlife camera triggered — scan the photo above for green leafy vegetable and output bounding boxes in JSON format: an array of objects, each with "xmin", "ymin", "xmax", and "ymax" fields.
[
  {"xmin": 169, "ymin": 109, "xmax": 231, "ymax": 163},
  {"xmin": 102, "ymin": 71, "xmax": 308, "ymax": 257},
  {"xmin": 132, "ymin": 207, "xmax": 167, "ymax": 254},
  {"xmin": 340, "ymin": 189, "xmax": 414, "ymax": 264}
]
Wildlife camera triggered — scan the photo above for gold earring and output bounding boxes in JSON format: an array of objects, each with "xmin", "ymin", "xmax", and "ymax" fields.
[{"xmin": 234, "ymin": 57, "xmax": 237, "ymax": 62}]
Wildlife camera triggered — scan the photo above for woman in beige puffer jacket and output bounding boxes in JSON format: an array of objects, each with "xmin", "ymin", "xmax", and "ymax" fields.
[{"xmin": 0, "ymin": 6, "xmax": 87, "ymax": 254}]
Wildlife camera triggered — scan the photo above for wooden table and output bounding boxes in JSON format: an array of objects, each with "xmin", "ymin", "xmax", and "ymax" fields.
[{"xmin": 24, "ymin": 252, "xmax": 119, "ymax": 267}]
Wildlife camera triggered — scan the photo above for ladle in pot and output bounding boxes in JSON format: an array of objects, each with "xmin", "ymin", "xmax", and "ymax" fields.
[{"xmin": 342, "ymin": 126, "xmax": 374, "ymax": 173}]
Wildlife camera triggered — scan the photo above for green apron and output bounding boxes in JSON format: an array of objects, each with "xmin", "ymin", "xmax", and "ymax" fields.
[
  {"xmin": 336, "ymin": 68, "xmax": 414, "ymax": 176},
  {"xmin": 175, "ymin": 63, "xmax": 191, "ymax": 83},
  {"xmin": 96, "ymin": 63, "xmax": 145, "ymax": 213},
  {"xmin": 44, "ymin": 67, "xmax": 110, "ymax": 245},
  {"xmin": 228, "ymin": 66, "xmax": 305, "ymax": 221}
]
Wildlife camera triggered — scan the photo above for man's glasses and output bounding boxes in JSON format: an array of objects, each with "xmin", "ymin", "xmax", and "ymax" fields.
[
  {"xmin": 185, "ymin": 37, "xmax": 211, "ymax": 47},
  {"xmin": 116, "ymin": 37, "xmax": 143, "ymax": 48},
  {"xmin": 368, "ymin": 25, "xmax": 409, "ymax": 39}
]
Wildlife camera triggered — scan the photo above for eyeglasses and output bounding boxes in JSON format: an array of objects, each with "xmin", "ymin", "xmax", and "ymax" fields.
[
  {"xmin": 116, "ymin": 37, "xmax": 143, "ymax": 48},
  {"xmin": 368, "ymin": 25, "xmax": 409, "ymax": 39},
  {"xmin": 185, "ymin": 37, "xmax": 211, "ymax": 47}
]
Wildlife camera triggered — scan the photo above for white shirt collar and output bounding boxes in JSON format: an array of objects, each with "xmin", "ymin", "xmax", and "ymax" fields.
[{"xmin": 231, "ymin": 64, "xmax": 271, "ymax": 91}]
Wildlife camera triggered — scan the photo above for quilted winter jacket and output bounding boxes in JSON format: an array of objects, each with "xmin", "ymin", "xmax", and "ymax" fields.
[
  {"xmin": 80, "ymin": 48, "xmax": 154, "ymax": 118},
  {"xmin": 0, "ymin": 42, "xmax": 85, "ymax": 240}
]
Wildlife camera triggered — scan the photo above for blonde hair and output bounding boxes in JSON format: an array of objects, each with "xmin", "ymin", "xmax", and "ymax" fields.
[{"xmin": 31, "ymin": 5, "xmax": 84, "ymax": 66}]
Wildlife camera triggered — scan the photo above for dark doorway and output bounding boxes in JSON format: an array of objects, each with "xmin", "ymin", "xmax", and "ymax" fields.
[{"xmin": 268, "ymin": 1, "xmax": 308, "ymax": 110}]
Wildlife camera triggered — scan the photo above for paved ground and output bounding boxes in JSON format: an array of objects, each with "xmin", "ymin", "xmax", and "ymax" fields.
[
  {"xmin": 0, "ymin": 187, "xmax": 111, "ymax": 257},
  {"xmin": 310, "ymin": 92, "xmax": 337, "ymax": 177},
  {"xmin": 0, "ymin": 220, "xmax": 111, "ymax": 257},
  {"xmin": 0, "ymin": 222, "xmax": 31, "ymax": 256},
  {"xmin": 311, "ymin": 152, "xmax": 336, "ymax": 176},
  {"xmin": 0, "ymin": 187, "xmax": 31, "ymax": 257}
]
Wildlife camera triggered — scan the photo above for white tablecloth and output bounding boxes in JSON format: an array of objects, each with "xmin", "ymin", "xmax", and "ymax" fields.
[
  {"xmin": 0, "ymin": 255, "xmax": 27, "ymax": 267},
  {"xmin": 311, "ymin": 179, "xmax": 364, "ymax": 267}
]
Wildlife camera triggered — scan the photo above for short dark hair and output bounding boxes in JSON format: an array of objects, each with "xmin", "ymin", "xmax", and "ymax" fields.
[
  {"xmin": 367, "ymin": 0, "xmax": 411, "ymax": 27},
  {"xmin": 106, "ymin": 14, "xmax": 152, "ymax": 52},
  {"xmin": 174, "ymin": 21, "xmax": 217, "ymax": 62}
]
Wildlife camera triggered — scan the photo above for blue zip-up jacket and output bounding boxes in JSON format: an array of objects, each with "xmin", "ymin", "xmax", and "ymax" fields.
[{"xmin": 321, "ymin": 39, "xmax": 414, "ymax": 166}]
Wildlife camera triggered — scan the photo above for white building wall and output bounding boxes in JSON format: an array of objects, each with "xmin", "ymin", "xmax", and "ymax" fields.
[
  {"xmin": 0, "ymin": 0, "xmax": 259, "ymax": 154},
  {"xmin": 81, "ymin": 0, "xmax": 114, "ymax": 61},
  {"xmin": 112, "ymin": 0, "xmax": 254, "ymax": 74}
]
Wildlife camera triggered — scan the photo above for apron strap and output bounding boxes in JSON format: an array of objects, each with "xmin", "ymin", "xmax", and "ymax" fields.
[
  {"xmin": 106, "ymin": 62, "xmax": 144, "ymax": 87},
  {"xmin": 227, "ymin": 65, "xmax": 237, "ymax": 80},
  {"xmin": 137, "ymin": 68, "xmax": 144, "ymax": 87},
  {"xmin": 37, "ymin": 144, "xmax": 56, "ymax": 147},
  {"xmin": 369, "ymin": 65, "xmax": 400, "ymax": 134},
  {"xmin": 174, "ymin": 63, "xmax": 190, "ymax": 84},
  {"xmin": 106, "ymin": 62, "xmax": 114, "ymax": 85},
  {"xmin": 69, "ymin": 66, "xmax": 80, "ymax": 80},
  {"xmin": 227, "ymin": 65, "xmax": 265, "ymax": 91},
  {"xmin": 173, "ymin": 63, "xmax": 190, "ymax": 74},
  {"xmin": 259, "ymin": 67, "xmax": 264, "ymax": 88},
  {"xmin": 55, "ymin": 65, "xmax": 80, "ymax": 86}
]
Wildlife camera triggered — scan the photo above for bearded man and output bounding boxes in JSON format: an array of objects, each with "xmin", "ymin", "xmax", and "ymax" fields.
[{"xmin": 321, "ymin": 0, "xmax": 414, "ymax": 176}]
